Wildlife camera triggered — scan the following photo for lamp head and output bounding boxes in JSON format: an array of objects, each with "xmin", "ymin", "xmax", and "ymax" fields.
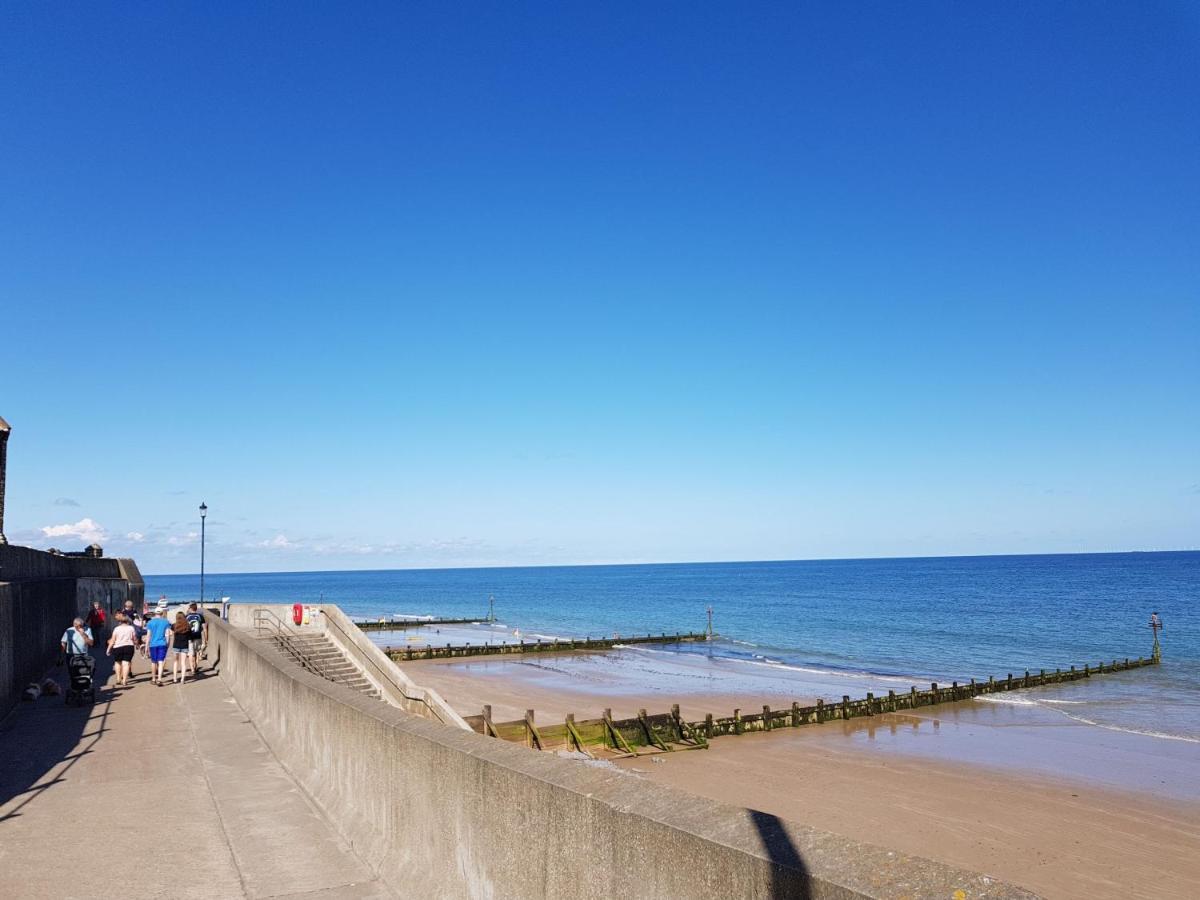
[{"xmin": 199, "ymin": 502, "xmax": 207, "ymax": 517}]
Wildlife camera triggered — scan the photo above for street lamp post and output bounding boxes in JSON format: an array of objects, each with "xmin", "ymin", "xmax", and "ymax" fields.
[{"xmin": 199, "ymin": 502, "xmax": 207, "ymax": 606}]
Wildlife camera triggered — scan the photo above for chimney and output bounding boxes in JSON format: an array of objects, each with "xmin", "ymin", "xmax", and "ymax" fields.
[{"xmin": 0, "ymin": 416, "xmax": 9, "ymax": 545}]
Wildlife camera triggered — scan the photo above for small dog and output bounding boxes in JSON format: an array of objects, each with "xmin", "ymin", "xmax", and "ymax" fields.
[{"xmin": 22, "ymin": 682, "xmax": 41, "ymax": 701}]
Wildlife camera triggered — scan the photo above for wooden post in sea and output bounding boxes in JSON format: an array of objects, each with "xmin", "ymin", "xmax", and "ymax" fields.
[
  {"xmin": 888, "ymin": 689, "xmax": 897, "ymax": 712},
  {"xmin": 841, "ymin": 696, "xmax": 850, "ymax": 720},
  {"xmin": 734, "ymin": 708, "xmax": 743, "ymax": 735},
  {"xmin": 791, "ymin": 701, "xmax": 801, "ymax": 727},
  {"xmin": 762, "ymin": 705, "xmax": 772, "ymax": 732},
  {"xmin": 815, "ymin": 699, "xmax": 825, "ymax": 723}
]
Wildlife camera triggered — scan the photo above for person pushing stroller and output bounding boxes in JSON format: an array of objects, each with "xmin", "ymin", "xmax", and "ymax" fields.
[{"xmin": 60, "ymin": 617, "xmax": 97, "ymax": 705}]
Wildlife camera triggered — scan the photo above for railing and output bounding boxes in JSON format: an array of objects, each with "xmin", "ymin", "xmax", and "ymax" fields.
[
  {"xmin": 253, "ymin": 607, "xmax": 334, "ymax": 683},
  {"xmin": 320, "ymin": 603, "xmax": 470, "ymax": 730}
]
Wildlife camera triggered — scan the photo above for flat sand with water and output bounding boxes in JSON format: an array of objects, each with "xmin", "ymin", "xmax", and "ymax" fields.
[{"xmin": 406, "ymin": 651, "xmax": 1200, "ymax": 900}]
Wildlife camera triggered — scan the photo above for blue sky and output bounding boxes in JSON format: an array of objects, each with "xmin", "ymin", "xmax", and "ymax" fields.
[{"xmin": 1, "ymin": 3, "xmax": 1196, "ymax": 574}]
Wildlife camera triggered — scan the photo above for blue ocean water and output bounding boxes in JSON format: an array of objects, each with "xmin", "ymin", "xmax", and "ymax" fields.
[{"xmin": 146, "ymin": 551, "xmax": 1199, "ymax": 740}]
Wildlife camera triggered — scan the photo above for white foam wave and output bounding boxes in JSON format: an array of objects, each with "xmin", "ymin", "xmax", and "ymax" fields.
[
  {"xmin": 977, "ymin": 697, "xmax": 1200, "ymax": 743},
  {"xmin": 975, "ymin": 696, "xmax": 1039, "ymax": 706},
  {"xmin": 1041, "ymin": 705, "xmax": 1200, "ymax": 743}
]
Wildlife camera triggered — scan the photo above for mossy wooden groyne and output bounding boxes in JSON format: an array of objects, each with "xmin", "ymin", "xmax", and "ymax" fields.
[
  {"xmin": 384, "ymin": 631, "xmax": 708, "ymax": 661},
  {"xmin": 355, "ymin": 616, "xmax": 488, "ymax": 632},
  {"xmin": 463, "ymin": 654, "xmax": 1159, "ymax": 756}
]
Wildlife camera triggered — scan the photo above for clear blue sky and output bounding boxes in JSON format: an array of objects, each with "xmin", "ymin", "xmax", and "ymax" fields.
[{"xmin": 2, "ymin": 3, "xmax": 1196, "ymax": 574}]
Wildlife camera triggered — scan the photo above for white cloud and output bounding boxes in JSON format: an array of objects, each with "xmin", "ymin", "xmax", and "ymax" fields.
[
  {"xmin": 258, "ymin": 534, "xmax": 295, "ymax": 549},
  {"xmin": 41, "ymin": 518, "xmax": 107, "ymax": 544},
  {"xmin": 126, "ymin": 531, "xmax": 146, "ymax": 543},
  {"xmin": 167, "ymin": 532, "xmax": 200, "ymax": 546},
  {"xmin": 53, "ymin": 497, "xmax": 81, "ymax": 507}
]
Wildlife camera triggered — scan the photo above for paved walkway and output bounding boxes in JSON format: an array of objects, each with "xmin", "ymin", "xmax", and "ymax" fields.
[{"xmin": 0, "ymin": 650, "xmax": 392, "ymax": 900}]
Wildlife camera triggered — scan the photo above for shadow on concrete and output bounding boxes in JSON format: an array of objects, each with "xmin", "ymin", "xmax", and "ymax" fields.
[
  {"xmin": 750, "ymin": 809, "xmax": 813, "ymax": 899},
  {"xmin": 0, "ymin": 646, "xmax": 122, "ymax": 824}
]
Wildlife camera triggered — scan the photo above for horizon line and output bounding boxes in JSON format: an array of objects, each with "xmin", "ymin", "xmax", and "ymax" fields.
[{"xmin": 141, "ymin": 547, "xmax": 1199, "ymax": 579}]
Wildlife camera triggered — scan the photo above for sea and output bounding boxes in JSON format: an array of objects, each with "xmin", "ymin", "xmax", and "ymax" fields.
[{"xmin": 147, "ymin": 551, "xmax": 1199, "ymax": 751}]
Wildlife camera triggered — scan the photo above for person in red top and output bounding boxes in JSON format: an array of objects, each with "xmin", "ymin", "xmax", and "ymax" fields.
[{"xmin": 85, "ymin": 601, "xmax": 107, "ymax": 641}]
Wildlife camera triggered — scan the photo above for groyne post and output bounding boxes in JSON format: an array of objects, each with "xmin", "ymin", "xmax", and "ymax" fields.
[
  {"xmin": 841, "ymin": 696, "xmax": 850, "ymax": 720},
  {"xmin": 791, "ymin": 701, "xmax": 801, "ymax": 727},
  {"xmin": 525, "ymin": 709, "xmax": 544, "ymax": 750},
  {"xmin": 816, "ymin": 699, "xmax": 825, "ymax": 723},
  {"xmin": 888, "ymin": 689, "xmax": 897, "ymax": 711}
]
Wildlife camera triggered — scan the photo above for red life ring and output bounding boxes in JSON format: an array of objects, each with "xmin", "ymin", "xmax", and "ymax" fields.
[{"xmin": 292, "ymin": 603, "xmax": 304, "ymax": 626}]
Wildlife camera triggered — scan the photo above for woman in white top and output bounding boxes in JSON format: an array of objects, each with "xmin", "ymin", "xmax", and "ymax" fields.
[{"xmin": 106, "ymin": 613, "xmax": 138, "ymax": 687}]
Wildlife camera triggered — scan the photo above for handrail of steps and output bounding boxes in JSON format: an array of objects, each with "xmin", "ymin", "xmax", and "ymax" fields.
[{"xmin": 253, "ymin": 607, "xmax": 336, "ymax": 683}]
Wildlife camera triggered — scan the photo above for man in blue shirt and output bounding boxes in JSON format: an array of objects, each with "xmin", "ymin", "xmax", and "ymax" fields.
[
  {"xmin": 144, "ymin": 610, "xmax": 172, "ymax": 686},
  {"xmin": 60, "ymin": 618, "xmax": 93, "ymax": 657}
]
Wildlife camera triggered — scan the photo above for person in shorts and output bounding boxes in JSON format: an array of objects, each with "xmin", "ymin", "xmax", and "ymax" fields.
[
  {"xmin": 144, "ymin": 609, "xmax": 172, "ymax": 685},
  {"xmin": 106, "ymin": 614, "xmax": 138, "ymax": 687},
  {"xmin": 185, "ymin": 603, "xmax": 207, "ymax": 675},
  {"xmin": 171, "ymin": 612, "xmax": 192, "ymax": 684}
]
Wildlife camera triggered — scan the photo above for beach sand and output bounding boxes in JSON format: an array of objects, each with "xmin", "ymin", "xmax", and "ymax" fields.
[
  {"xmin": 404, "ymin": 653, "xmax": 1200, "ymax": 900},
  {"xmin": 614, "ymin": 727, "xmax": 1200, "ymax": 900}
]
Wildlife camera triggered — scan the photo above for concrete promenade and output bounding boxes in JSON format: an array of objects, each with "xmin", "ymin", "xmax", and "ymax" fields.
[{"xmin": 0, "ymin": 651, "xmax": 392, "ymax": 900}]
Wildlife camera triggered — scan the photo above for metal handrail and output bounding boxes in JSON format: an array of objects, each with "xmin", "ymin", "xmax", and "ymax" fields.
[{"xmin": 253, "ymin": 607, "xmax": 335, "ymax": 683}]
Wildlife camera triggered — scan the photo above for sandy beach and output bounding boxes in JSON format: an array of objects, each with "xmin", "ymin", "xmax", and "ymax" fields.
[{"xmin": 404, "ymin": 652, "xmax": 1200, "ymax": 900}]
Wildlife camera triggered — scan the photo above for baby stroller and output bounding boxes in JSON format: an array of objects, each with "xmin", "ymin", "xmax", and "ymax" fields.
[{"xmin": 64, "ymin": 653, "xmax": 96, "ymax": 706}]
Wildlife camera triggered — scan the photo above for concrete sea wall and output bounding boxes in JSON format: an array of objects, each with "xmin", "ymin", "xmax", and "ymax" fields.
[
  {"xmin": 208, "ymin": 614, "xmax": 1033, "ymax": 899},
  {"xmin": 0, "ymin": 578, "xmax": 79, "ymax": 711},
  {"xmin": 0, "ymin": 544, "xmax": 145, "ymax": 714}
]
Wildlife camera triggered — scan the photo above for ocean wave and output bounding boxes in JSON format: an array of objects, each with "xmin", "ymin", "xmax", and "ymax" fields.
[
  {"xmin": 1039, "ymin": 705, "xmax": 1200, "ymax": 743},
  {"xmin": 616, "ymin": 644, "xmax": 930, "ymax": 685},
  {"xmin": 975, "ymin": 696, "xmax": 1038, "ymax": 706},
  {"xmin": 1038, "ymin": 699, "xmax": 1087, "ymax": 705},
  {"xmin": 976, "ymin": 696, "xmax": 1200, "ymax": 742}
]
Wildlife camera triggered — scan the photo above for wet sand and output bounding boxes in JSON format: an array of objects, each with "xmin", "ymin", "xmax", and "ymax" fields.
[
  {"xmin": 614, "ymin": 729, "xmax": 1200, "ymax": 900},
  {"xmin": 404, "ymin": 653, "xmax": 1200, "ymax": 899},
  {"xmin": 406, "ymin": 651, "xmax": 821, "ymax": 721}
]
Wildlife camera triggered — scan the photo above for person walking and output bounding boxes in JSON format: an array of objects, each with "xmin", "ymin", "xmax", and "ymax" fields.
[
  {"xmin": 106, "ymin": 614, "xmax": 138, "ymax": 687},
  {"xmin": 85, "ymin": 601, "xmax": 107, "ymax": 644},
  {"xmin": 60, "ymin": 617, "xmax": 94, "ymax": 659},
  {"xmin": 185, "ymin": 603, "xmax": 208, "ymax": 675},
  {"xmin": 144, "ymin": 609, "xmax": 171, "ymax": 686},
  {"xmin": 171, "ymin": 612, "xmax": 192, "ymax": 684}
]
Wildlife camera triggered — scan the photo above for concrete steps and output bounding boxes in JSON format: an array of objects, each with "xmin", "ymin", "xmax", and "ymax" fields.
[{"xmin": 261, "ymin": 632, "xmax": 385, "ymax": 701}]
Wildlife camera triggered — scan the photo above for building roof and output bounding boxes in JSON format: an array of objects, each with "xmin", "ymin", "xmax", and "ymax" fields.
[{"xmin": 0, "ymin": 415, "xmax": 10, "ymax": 432}]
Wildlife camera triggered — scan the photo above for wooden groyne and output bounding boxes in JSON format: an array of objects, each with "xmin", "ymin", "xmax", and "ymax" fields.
[
  {"xmin": 464, "ymin": 654, "xmax": 1159, "ymax": 756},
  {"xmin": 386, "ymin": 631, "xmax": 708, "ymax": 662},
  {"xmin": 355, "ymin": 616, "xmax": 487, "ymax": 632}
]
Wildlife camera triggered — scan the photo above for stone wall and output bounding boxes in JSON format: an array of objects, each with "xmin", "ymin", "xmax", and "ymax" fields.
[
  {"xmin": 0, "ymin": 578, "xmax": 80, "ymax": 711},
  {"xmin": 0, "ymin": 544, "xmax": 144, "ymax": 714},
  {"xmin": 206, "ymin": 613, "xmax": 1033, "ymax": 900}
]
